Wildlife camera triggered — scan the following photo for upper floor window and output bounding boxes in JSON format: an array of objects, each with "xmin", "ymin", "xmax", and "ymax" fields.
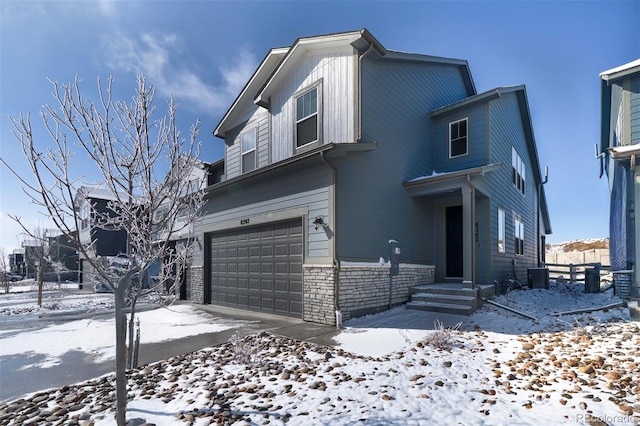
[
  {"xmin": 512, "ymin": 147, "xmax": 526, "ymax": 195},
  {"xmin": 449, "ymin": 118, "xmax": 468, "ymax": 158},
  {"xmin": 514, "ymin": 213, "xmax": 524, "ymax": 256},
  {"xmin": 296, "ymin": 86, "xmax": 319, "ymax": 148},
  {"xmin": 80, "ymin": 204, "xmax": 90, "ymax": 229},
  {"xmin": 497, "ymin": 208, "xmax": 505, "ymax": 253},
  {"xmin": 241, "ymin": 128, "xmax": 257, "ymax": 173}
]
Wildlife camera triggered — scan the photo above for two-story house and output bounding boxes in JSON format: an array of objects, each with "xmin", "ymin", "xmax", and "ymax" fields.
[
  {"xmin": 600, "ymin": 58, "xmax": 640, "ymax": 299},
  {"xmin": 75, "ymin": 186, "xmax": 128, "ymax": 285},
  {"xmin": 189, "ymin": 29, "xmax": 551, "ymax": 325}
]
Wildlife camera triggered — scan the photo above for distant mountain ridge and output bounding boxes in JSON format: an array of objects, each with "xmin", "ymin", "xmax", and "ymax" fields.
[{"xmin": 546, "ymin": 238, "xmax": 609, "ymax": 253}]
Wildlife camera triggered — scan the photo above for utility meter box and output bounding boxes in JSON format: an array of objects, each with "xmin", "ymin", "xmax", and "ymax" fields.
[{"xmin": 389, "ymin": 240, "xmax": 400, "ymax": 276}]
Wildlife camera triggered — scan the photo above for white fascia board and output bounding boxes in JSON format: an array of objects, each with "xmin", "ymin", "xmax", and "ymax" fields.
[
  {"xmin": 608, "ymin": 144, "xmax": 640, "ymax": 159},
  {"xmin": 255, "ymin": 32, "xmax": 363, "ymax": 107},
  {"xmin": 600, "ymin": 58, "xmax": 640, "ymax": 81},
  {"xmin": 214, "ymin": 48, "xmax": 289, "ymax": 138}
]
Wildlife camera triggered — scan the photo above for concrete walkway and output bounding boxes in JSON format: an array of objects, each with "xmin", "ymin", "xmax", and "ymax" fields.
[{"xmin": 185, "ymin": 302, "xmax": 341, "ymax": 347}]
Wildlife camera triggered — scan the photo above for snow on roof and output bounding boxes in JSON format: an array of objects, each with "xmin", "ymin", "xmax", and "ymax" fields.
[{"xmin": 600, "ymin": 58, "xmax": 640, "ymax": 80}]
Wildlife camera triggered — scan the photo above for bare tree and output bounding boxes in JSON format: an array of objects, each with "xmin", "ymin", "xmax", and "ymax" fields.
[
  {"xmin": 0, "ymin": 247, "xmax": 9, "ymax": 293},
  {"xmin": 22, "ymin": 227, "xmax": 50, "ymax": 306},
  {"xmin": 1, "ymin": 74, "xmax": 204, "ymax": 426}
]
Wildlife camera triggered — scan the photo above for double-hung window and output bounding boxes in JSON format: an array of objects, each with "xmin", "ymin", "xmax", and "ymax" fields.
[
  {"xmin": 514, "ymin": 214, "xmax": 524, "ymax": 256},
  {"xmin": 296, "ymin": 86, "xmax": 319, "ymax": 148},
  {"xmin": 449, "ymin": 118, "xmax": 468, "ymax": 158},
  {"xmin": 241, "ymin": 128, "xmax": 256, "ymax": 173},
  {"xmin": 512, "ymin": 147, "xmax": 526, "ymax": 195}
]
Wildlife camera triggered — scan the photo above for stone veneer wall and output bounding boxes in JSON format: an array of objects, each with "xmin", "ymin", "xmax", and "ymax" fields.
[
  {"xmin": 613, "ymin": 271, "xmax": 632, "ymax": 299},
  {"xmin": 303, "ymin": 265, "xmax": 337, "ymax": 325},
  {"xmin": 189, "ymin": 266, "xmax": 205, "ymax": 304},
  {"xmin": 303, "ymin": 263, "xmax": 435, "ymax": 325}
]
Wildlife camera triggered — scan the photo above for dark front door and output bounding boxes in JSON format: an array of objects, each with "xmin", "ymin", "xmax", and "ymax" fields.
[{"xmin": 446, "ymin": 205, "xmax": 463, "ymax": 278}]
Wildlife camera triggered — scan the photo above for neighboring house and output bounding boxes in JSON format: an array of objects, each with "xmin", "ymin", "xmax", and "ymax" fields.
[
  {"xmin": 157, "ymin": 157, "xmax": 215, "ymax": 299},
  {"xmin": 44, "ymin": 229, "xmax": 78, "ymax": 281},
  {"xmin": 74, "ymin": 186, "xmax": 128, "ymax": 284},
  {"xmin": 599, "ymin": 58, "xmax": 640, "ymax": 298},
  {"xmin": 190, "ymin": 29, "xmax": 551, "ymax": 325},
  {"xmin": 8, "ymin": 249, "xmax": 25, "ymax": 276}
]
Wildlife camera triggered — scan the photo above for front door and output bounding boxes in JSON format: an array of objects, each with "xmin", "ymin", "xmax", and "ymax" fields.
[{"xmin": 446, "ymin": 205, "xmax": 463, "ymax": 278}]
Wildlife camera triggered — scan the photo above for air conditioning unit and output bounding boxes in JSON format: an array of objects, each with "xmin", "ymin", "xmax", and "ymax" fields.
[{"xmin": 528, "ymin": 267, "xmax": 549, "ymax": 289}]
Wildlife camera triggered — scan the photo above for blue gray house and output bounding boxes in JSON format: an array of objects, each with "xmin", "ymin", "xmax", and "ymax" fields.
[
  {"xmin": 189, "ymin": 29, "xmax": 551, "ymax": 325},
  {"xmin": 600, "ymin": 59, "xmax": 640, "ymax": 298}
]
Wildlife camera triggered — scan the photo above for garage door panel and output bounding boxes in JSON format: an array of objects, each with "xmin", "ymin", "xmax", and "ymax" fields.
[
  {"xmin": 208, "ymin": 218, "xmax": 303, "ymax": 318},
  {"xmin": 290, "ymin": 262, "xmax": 303, "ymax": 274},
  {"xmin": 290, "ymin": 243, "xmax": 303, "ymax": 256},
  {"xmin": 260, "ymin": 278, "xmax": 272, "ymax": 290}
]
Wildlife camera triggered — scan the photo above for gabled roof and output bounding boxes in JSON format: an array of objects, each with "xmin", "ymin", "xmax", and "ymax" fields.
[
  {"xmin": 430, "ymin": 85, "xmax": 551, "ymax": 234},
  {"xmin": 599, "ymin": 59, "xmax": 640, "ymax": 153},
  {"xmin": 214, "ymin": 28, "xmax": 475, "ymax": 138}
]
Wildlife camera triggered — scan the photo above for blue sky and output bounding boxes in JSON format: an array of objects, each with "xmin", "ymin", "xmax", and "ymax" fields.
[{"xmin": 0, "ymin": 0, "xmax": 638, "ymax": 252}]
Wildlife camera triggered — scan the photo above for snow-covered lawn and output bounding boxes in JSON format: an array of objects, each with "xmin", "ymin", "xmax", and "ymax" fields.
[
  {"xmin": 0, "ymin": 280, "xmax": 114, "ymax": 316},
  {"xmin": 0, "ymin": 282, "xmax": 638, "ymax": 425}
]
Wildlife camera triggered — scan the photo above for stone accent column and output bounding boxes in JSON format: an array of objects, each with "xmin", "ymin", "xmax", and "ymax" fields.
[
  {"xmin": 303, "ymin": 265, "xmax": 336, "ymax": 325},
  {"xmin": 189, "ymin": 266, "xmax": 204, "ymax": 304}
]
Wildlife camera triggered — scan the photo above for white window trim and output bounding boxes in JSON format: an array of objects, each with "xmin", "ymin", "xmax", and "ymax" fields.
[
  {"xmin": 449, "ymin": 118, "xmax": 468, "ymax": 159},
  {"xmin": 240, "ymin": 127, "xmax": 257, "ymax": 173},
  {"xmin": 514, "ymin": 213, "xmax": 524, "ymax": 256},
  {"xmin": 512, "ymin": 147, "xmax": 526, "ymax": 195},
  {"xmin": 294, "ymin": 80, "xmax": 323, "ymax": 152},
  {"xmin": 497, "ymin": 208, "xmax": 506, "ymax": 254}
]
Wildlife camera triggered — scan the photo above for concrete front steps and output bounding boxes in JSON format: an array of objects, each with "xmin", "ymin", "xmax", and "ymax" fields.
[{"xmin": 407, "ymin": 283, "xmax": 495, "ymax": 316}]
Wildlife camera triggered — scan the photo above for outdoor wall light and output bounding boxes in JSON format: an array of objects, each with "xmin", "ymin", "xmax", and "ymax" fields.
[{"xmin": 313, "ymin": 216, "xmax": 326, "ymax": 230}]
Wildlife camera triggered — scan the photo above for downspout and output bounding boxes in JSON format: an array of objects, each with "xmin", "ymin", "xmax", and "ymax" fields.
[
  {"xmin": 358, "ymin": 42, "xmax": 375, "ymax": 142},
  {"xmin": 537, "ymin": 167, "xmax": 549, "ymax": 267},
  {"xmin": 321, "ymin": 150, "xmax": 341, "ymax": 326}
]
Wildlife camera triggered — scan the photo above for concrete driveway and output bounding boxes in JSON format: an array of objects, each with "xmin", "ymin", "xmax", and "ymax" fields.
[{"xmin": 0, "ymin": 302, "xmax": 340, "ymax": 402}]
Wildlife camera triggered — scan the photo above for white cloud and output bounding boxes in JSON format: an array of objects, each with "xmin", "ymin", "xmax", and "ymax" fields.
[{"xmin": 101, "ymin": 31, "xmax": 257, "ymax": 114}]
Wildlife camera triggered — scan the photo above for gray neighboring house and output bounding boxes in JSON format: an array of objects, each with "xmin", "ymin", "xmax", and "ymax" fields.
[
  {"xmin": 599, "ymin": 58, "xmax": 640, "ymax": 298},
  {"xmin": 189, "ymin": 29, "xmax": 551, "ymax": 325}
]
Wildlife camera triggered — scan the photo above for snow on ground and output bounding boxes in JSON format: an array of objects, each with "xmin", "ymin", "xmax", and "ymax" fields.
[
  {"xmin": 0, "ymin": 304, "xmax": 240, "ymax": 369},
  {"xmin": 1, "ymin": 281, "xmax": 639, "ymax": 425},
  {"xmin": 0, "ymin": 280, "xmax": 114, "ymax": 316}
]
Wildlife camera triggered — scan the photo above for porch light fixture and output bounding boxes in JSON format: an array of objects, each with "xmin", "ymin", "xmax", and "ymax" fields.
[{"xmin": 313, "ymin": 216, "xmax": 326, "ymax": 230}]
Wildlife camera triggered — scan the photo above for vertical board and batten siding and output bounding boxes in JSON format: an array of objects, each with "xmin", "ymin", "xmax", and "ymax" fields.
[
  {"xmin": 193, "ymin": 163, "xmax": 332, "ymax": 266},
  {"xmin": 486, "ymin": 92, "xmax": 538, "ymax": 281},
  {"xmin": 270, "ymin": 45, "xmax": 357, "ymax": 162},
  {"xmin": 335, "ymin": 57, "xmax": 470, "ymax": 263},
  {"xmin": 225, "ymin": 108, "xmax": 270, "ymax": 180}
]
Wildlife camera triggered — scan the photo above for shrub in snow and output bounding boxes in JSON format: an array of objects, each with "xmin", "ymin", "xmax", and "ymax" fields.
[
  {"xmin": 229, "ymin": 332, "xmax": 266, "ymax": 366},
  {"xmin": 423, "ymin": 320, "xmax": 462, "ymax": 349}
]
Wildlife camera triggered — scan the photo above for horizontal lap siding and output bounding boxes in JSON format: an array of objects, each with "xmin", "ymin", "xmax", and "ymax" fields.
[
  {"xmin": 194, "ymin": 164, "xmax": 331, "ymax": 265},
  {"xmin": 431, "ymin": 107, "xmax": 488, "ymax": 172},
  {"xmin": 630, "ymin": 77, "xmax": 640, "ymax": 144},
  {"xmin": 336, "ymin": 58, "xmax": 469, "ymax": 263},
  {"xmin": 487, "ymin": 93, "xmax": 538, "ymax": 281}
]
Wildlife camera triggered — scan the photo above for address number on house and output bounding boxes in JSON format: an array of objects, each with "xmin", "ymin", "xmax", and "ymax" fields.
[{"xmin": 240, "ymin": 218, "xmax": 250, "ymax": 225}]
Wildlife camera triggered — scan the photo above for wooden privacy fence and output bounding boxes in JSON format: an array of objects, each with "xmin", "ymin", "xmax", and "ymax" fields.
[{"xmin": 546, "ymin": 262, "xmax": 611, "ymax": 284}]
